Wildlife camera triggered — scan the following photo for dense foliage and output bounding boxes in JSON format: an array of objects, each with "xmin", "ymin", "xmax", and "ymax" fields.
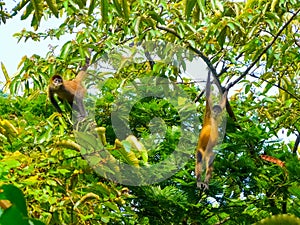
[{"xmin": 1, "ymin": 0, "xmax": 300, "ymax": 224}]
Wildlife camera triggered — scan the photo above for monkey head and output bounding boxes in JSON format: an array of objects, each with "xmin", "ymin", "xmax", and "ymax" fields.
[
  {"xmin": 212, "ymin": 105, "xmax": 222, "ymax": 117},
  {"xmin": 51, "ymin": 75, "xmax": 63, "ymax": 89}
]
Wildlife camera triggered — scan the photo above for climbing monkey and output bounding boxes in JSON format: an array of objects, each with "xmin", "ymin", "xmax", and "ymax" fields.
[
  {"xmin": 48, "ymin": 57, "xmax": 90, "ymax": 118},
  {"xmin": 196, "ymin": 71, "xmax": 227, "ymax": 190},
  {"xmin": 48, "ymin": 70, "xmax": 87, "ymax": 118}
]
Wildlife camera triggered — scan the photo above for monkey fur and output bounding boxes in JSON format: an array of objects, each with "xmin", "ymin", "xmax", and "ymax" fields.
[
  {"xmin": 195, "ymin": 71, "xmax": 227, "ymax": 190},
  {"xmin": 48, "ymin": 70, "xmax": 87, "ymax": 118}
]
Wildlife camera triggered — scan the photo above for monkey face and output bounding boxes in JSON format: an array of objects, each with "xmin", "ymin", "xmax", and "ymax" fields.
[
  {"xmin": 212, "ymin": 105, "xmax": 222, "ymax": 116},
  {"xmin": 53, "ymin": 78, "xmax": 62, "ymax": 85},
  {"xmin": 51, "ymin": 75, "xmax": 63, "ymax": 89}
]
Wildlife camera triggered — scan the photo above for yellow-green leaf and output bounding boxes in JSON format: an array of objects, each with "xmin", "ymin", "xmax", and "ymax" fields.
[
  {"xmin": 88, "ymin": 0, "xmax": 96, "ymax": 15},
  {"xmin": 1, "ymin": 62, "xmax": 10, "ymax": 82},
  {"xmin": 45, "ymin": 0, "xmax": 59, "ymax": 17},
  {"xmin": 101, "ymin": 0, "xmax": 109, "ymax": 23},
  {"xmin": 197, "ymin": 0, "xmax": 206, "ymax": 16},
  {"xmin": 185, "ymin": 0, "xmax": 196, "ymax": 20},
  {"xmin": 121, "ymin": 0, "xmax": 129, "ymax": 20}
]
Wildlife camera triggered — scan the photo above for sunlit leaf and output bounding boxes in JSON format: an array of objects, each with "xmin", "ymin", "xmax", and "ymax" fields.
[
  {"xmin": 45, "ymin": 0, "xmax": 59, "ymax": 17},
  {"xmin": 1, "ymin": 62, "xmax": 10, "ymax": 82},
  {"xmin": 88, "ymin": 0, "xmax": 96, "ymax": 15},
  {"xmin": 184, "ymin": 0, "xmax": 197, "ymax": 20}
]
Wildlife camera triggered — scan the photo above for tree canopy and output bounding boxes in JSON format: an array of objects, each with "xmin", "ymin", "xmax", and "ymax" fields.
[{"xmin": 0, "ymin": 0, "xmax": 300, "ymax": 224}]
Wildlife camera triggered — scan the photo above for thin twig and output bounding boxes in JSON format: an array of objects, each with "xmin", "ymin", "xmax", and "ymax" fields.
[{"xmin": 249, "ymin": 73, "xmax": 300, "ymax": 102}]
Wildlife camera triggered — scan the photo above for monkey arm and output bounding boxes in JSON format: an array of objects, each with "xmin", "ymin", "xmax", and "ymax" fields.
[{"xmin": 49, "ymin": 88, "xmax": 63, "ymax": 113}]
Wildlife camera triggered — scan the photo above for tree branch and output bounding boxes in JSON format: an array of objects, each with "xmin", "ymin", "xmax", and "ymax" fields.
[
  {"xmin": 249, "ymin": 73, "xmax": 300, "ymax": 102},
  {"xmin": 156, "ymin": 11, "xmax": 300, "ymax": 132},
  {"xmin": 227, "ymin": 8, "xmax": 300, "ymax": 90},
  {"xmin": 156, "ymin": 24, "xmax": 218, "ymax": 79},
  {"xmin": 226, "ymin": 99, "xmax": 242, "ymax": 130},
  {"xmin": 292, "ymin": 133, "xmax": 300, "ymax": 155}
]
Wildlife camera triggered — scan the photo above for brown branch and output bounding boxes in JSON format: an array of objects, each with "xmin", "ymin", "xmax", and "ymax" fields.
[
  {"xmin": 193, "ymin": 89, "xmax": 205, "ymax": 103},
  {"xmin": 155, "ymin": 14, "xmax": 300, "ymax": 134},
  {"xmin": 226, "ymin": 99, "xmax": 242, "ymax": 130},
  {"xmin": 218, "ymin": 51, "xmax": 245, "ymax": 77}
]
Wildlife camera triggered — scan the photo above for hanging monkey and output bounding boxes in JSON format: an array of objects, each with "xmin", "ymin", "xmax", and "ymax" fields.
[{"xmin": 195, "ymin": 71, "xmax": 227, "ymax": 190}]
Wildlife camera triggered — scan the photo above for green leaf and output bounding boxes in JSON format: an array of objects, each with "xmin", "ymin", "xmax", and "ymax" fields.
[
  {"xmin": 245, "ymin": 83, "xmax": 251, "ymax": 94},
  {"xmin": 0, "ymin": 205, "xmax": 29, "ymax": 225},
  {"xmin": 75, "ymin": 131, "xmax": 103, "ymax": 150},
  {"xmin": 113, "ymin": 0, "xmax": 123, "ymax": 16},
  {"xmin": 227, "ymin": 22, "xmax": 236, "ymax": 31},
  {"xmin": 0, "ymin": 185, "xmax": 28, "ymax": 217},
  {"xmin": 88, "ymin": 0, "xmax": 96, "ymax": 15},
  {"xmin": 262, "ymin": 82, "xmax": 274, "ymax": 94},
  {"xmin": 288, "ymin": 185, "xmax": 300, "ymax": 198},
  {"xmin": 45, "ymin": 0, "xmax": 59, "ymax": 17},
  {"xmin": 101, "ymin": 0, "xmax": 109, "ymax": 23},
  {"xmin": 31, "ymin": 0, "xmax": 43, "ymax": 29},
  {"xmin": 217, "ymin": 27, "xmax": 227, "ymax": 48},
  {"xmin": 185, "ymin": 0, "xmax": 197, "ymax": 20},
  {"xmin": 121, "ymin": 0, "xmax": 129, "ymax": 20},
  {"xmin": 1, "ymin": 62, "xmax": 10, "ymax": 82},
  {"xmin": 117, "ymin": 148, "xmax": 139, "ymax": 167},
  {"xmin": 148, "ymin": 11, "xmax": 165, "ymax": 24},
  {"xmin": 3, "ymin": 159, "xmax": 21, "ymax": 169},
  {"xmin": 60, "ymin": 41, "xmax": 72, "ymax": 60},
  {"xmin": 134, "ymin": 16, "xmax": 141, "ymax": 35},
  {"xmin": 21, "ymin": 2, "xmax": 33, "ymax": 20},
  {"xmin": 196, "ymin": 0, "xmax": 206, "ymax": 16},
  {"xmin": 75, "ymin": 0, "xmax": 86, "ymax": 8},
  {"xmin": 270, "ymin": 0, "xmax": 279, "ymax": 12},
  {"xmin": 57, "ymin": 168, "xmax": 71, "ymax": 175},
  {"xmin": 104, "ymin": 201, "xmax": 120, "ymax": 212},
  {"xmin": 11, "ymin": 0, "xmax": 30, "ymax": 14}
]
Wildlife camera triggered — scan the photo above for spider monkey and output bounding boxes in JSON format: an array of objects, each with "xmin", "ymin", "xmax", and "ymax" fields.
[
  {"xmin": 195, "ymin": 71, "xmax": 227, "ymax": 190},
  {"xmin": 48, "ymin": 69, "xmax": 87, "ymax": 118}
]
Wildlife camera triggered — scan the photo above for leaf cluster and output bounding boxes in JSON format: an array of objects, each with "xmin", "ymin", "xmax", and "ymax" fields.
[{"xmin": 1, "ymin": 0, "xmax": 300, "ymax": 224}]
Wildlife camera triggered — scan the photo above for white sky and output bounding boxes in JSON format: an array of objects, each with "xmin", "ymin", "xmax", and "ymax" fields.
[{"xmin": 0, "ymin": 2, "xmax": 71, "ymax": 84}]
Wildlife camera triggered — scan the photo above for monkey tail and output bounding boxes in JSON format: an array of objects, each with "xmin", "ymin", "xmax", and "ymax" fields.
[
  {"xmin": 74, "ymin": 71, "xmax": 87, "ymax": 83},
  {"xmin": 75, "ymin": 53, "xmax": 91, "ymax": 82}
]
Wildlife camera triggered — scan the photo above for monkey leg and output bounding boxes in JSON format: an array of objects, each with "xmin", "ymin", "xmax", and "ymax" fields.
[{"xmin": 74, "ymin": 97, "xmax": 87, "ymax": 118}]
